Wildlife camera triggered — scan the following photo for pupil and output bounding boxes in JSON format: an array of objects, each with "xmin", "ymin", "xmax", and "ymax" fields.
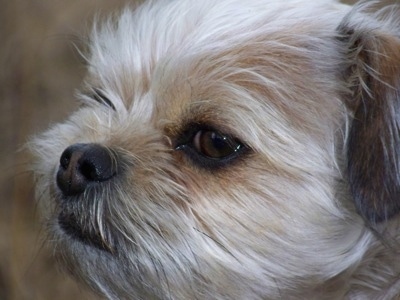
[
  {"xmin": 201, "ymin": 131, "xmax": 236, "ymax": 158},
  {"xmin": 211, "ymin": 132, "xmax": 226, "ymax": 150}
]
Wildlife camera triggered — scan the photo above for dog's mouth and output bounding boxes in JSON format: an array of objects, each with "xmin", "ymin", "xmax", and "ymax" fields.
[{"xmin": 57, "ymin": 208, "xmax": 114, "ymax": 253}]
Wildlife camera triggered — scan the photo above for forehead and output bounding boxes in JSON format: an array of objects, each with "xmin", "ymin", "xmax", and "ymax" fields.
[
  {"xmin": 87, "ymin": 0, "xmax": 347, "ymax": 85},
  {"xmin": 86, "ymin": 0, "xmax": 347, "ymax": 138}
]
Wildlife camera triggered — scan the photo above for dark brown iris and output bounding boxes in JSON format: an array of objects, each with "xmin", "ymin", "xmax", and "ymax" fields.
[{"xmin": 193, "ymin": 130, "xmax": 242, "ymax": 159}]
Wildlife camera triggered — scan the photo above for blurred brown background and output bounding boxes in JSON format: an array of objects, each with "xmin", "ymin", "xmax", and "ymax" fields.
[
  {"xmin": 0, "ymin": 0, "xmax": 358, "ymax": 299},
  {"xmin": 1, "ymin": 1, "xmax": 136, "ymax": 299}
]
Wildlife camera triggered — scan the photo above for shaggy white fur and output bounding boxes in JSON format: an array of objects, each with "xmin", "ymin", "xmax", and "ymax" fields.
[{"xmin": 31, "ymin": 0, "xmax": 400, "ymax": 299}]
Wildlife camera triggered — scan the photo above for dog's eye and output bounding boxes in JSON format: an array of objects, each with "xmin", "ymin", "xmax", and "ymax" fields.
[
  {"xmin": 193, "ymin": 130, "xmax": 242, "ymax": 159},
  {"xmin": 91, "ymin": 89, "xmax": 116, "ymax": 111},
  {"xmin": 176, "ymin": 126, "xmax": 247, "ymax": 169}
]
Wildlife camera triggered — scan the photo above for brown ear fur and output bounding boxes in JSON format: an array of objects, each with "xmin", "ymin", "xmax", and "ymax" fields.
[{"xmin": 338, "ymin": 8, "xmax": 400, "ymax": 223}]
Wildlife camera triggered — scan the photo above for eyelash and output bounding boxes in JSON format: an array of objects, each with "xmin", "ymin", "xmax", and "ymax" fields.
[{"xmin": 90, "ymin": 89, "xmax": 116, "ymax": 111}]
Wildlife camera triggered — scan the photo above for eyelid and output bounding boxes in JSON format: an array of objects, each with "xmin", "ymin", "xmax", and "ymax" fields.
[{"xmin": 175, "ymin": 123, "xmax": 242, "ymax": 147}]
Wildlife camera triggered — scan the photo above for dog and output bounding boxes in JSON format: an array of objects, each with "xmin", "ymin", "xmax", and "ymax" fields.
[{"xmin": 30, "ymin": 0, "xmax": 400, "ymax": 298}]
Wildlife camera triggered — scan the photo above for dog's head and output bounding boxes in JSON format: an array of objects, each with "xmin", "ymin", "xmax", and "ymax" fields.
[{"xmin": 31, "ymin": 0, "xmax": 400, "ymax": 298}]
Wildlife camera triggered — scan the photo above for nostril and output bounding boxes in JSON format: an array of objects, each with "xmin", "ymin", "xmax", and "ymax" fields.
[
  {"xmin": 59, "ymin": 147, "xmax": 73, "ymax": 170},
  {"xmin": 56, "ymin": 143, "xmax": 117, "ymax": 197},
  {"xmin": 79, "ymin": 145, "xmax": 116, "ymax": 182},
  {"xmin": 80, "ymin": 160, "xmax": 99, "ymax": 181}
]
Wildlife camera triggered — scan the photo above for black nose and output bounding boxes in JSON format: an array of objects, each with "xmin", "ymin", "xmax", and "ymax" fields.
[{"xmin": 56, "ymin": 143, "xmax": 116, "ymax": 197}]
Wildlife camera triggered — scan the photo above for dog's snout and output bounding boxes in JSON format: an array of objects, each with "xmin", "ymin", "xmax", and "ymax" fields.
[{"xmin": 56, "ymin": 143, "xmax": 116, "ymax": 196}]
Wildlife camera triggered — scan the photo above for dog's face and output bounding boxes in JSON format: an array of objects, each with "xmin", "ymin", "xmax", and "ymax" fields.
[{"xmin": 31, "ymin": 0, "xmax": 400, "ymax": 298}]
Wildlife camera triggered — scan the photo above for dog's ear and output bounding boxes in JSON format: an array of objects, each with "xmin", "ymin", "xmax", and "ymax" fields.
[{"xmin": 338, "ymin": 7, "xmax": 400, "ymax": 223}]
